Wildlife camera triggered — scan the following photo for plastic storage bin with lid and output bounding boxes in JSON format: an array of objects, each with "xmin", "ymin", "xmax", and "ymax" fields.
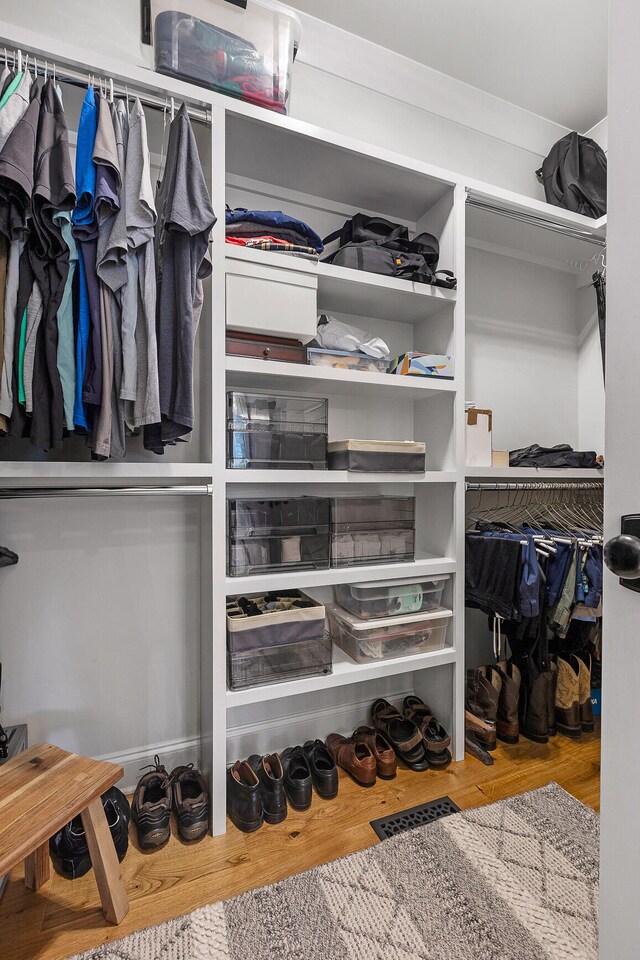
[
  {"xmin": 334, "ymin": 575, "xmax": 449, "ymax": 620},
  {"xmin": 227, "ymin": 496, "xmax": 331, "ymax": 576},
  {"xmin": 327, "ymin": 604, "xmax": 453, "ymax": 664},
  {"xmin": 151, "ymin": 0, "xmax": 302, "ymax": 114}
]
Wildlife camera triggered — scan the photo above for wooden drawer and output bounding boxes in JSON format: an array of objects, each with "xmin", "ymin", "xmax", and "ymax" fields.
[{"xmin": 226, "ymin": 258, "xmax": 318, "ymax": 342}]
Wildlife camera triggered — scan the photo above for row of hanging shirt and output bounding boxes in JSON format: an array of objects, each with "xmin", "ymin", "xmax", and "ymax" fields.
[
  {"xmin": 0, "ymin": 53, "xmax": 217, "ymax": 458},
  {"xmin": 465, "ymin": 516, "xmax": 603, "ymax": 665}
]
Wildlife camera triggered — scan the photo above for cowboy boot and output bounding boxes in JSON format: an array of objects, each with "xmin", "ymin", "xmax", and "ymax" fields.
[
  {"xmin": 494, "ymin": 661, "xmax": 521, "ymax": 744},
  {"xmin": 547, "ymin": 657, "xmax": 558, "ymax": 737},
  {"xmin": 555, "ymin": 657, "xmax": 582, "ymax": 739},
  {"xmin": 576, "ymin": 654, "xmax": 594, "ymax": 732},
  {"xmin": 465, "ymin": 667, "xmax": 501, "ymax": 751},
  {"xmin": 521, "ymin": 671, "xmax": 552, "ymax": 744}
]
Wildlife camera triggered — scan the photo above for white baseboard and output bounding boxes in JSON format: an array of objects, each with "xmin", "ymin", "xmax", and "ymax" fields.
[{"xmin": 96, "ymin": 735, "xmax": 201, "ymax": 794}]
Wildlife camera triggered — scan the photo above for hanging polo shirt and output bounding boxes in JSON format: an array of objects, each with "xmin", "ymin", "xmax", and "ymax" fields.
[{"xmin": 0, "ymin": 69, "xmax": 31, "ymax": 152}]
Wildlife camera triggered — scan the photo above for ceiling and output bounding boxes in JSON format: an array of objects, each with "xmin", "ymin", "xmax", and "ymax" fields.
[{"xmin": 285, "ymin": 0, "xmax": 608, "ymax": 131}]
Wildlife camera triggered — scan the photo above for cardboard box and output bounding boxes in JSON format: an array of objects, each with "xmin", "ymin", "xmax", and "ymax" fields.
[
  {"xmin": 492, "ymin": 450, "xmax": 509, "ymax": 468},
  {"xmin": 390, "ymin": 353, "xmax": 455, "ymax": 379},
  {"xmin": 466, "ymin": 408, "xmax": 492, "ymax": 467}
]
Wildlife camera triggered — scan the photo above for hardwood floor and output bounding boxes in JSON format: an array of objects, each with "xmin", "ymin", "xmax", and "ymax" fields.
[{"xmin": 0, "ymin": 730, "xmax": 601, "ymax": 960}]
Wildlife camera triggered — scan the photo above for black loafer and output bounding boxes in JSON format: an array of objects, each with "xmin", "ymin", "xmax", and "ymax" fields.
[
  {"xmin": 280, "ymin": 746, "xmax": 313, "ymax": 810},
  {"xmin": 302, "ymin": 739, "xmax": 339, "ymax": 800},
  {"xmin": 248, "ymin": 753, "xmax": 288, "ymax": 824}
]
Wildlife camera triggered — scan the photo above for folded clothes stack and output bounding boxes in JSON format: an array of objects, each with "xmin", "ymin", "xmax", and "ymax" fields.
[{"xmin": 225, "ymin": 207, "xmax": 324, "ymax": 260}]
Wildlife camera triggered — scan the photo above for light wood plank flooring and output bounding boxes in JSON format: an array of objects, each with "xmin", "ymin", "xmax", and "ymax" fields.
[{"xmin": 0, "ymin": 730, "xmax": 600, "ymax": 960}]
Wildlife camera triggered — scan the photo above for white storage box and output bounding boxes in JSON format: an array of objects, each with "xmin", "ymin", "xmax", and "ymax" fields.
[
  {"xmin": 226, "ymin": 256, "xmax": 318, "ymax": 342},
  {"xmin": 151, "ymin": 0, "xmax": 302, "ymax": 114},
  {"xmin": 334, "ymin": 575, "xmax": 449, "ymax": 620},
  {"xmin": 327, "ymin": 604, "xmax": 452, "ymax": 664},
  {"xmin": 466, "ymin": 408, "xmax": 493, "ymax": 467}
]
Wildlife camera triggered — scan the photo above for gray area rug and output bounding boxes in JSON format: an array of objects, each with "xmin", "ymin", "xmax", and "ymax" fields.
[{"xmin": 73, "ymin": 782, "xmax": 599, "ymax": 960}]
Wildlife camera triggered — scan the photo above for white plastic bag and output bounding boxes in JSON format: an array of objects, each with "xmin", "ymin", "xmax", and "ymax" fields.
[{"xmin": 314, "ymin": 315, "xmax": 390, "ymax": 358}]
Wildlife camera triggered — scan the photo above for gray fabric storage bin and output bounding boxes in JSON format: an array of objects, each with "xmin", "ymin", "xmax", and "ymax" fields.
[
  {"xmin": 227, "ymin": 591, "xmax": 326, "ymax": 653},
  {"xmin": 327, "ymin": 439, "xmax": 426, "ymax": 473}
]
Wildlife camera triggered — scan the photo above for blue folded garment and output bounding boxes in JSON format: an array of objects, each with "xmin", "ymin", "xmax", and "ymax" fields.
[{"xmin": 225, "ymin": 207, "xmax": 324, "ymax": 252}]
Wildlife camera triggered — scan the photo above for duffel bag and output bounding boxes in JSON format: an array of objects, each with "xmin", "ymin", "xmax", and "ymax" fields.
[
  {"xmin": 324, "ymin": 239, "xmax": 433, "ymax": 283},
  {"xmin": 324, "ymin": 217, "xmax": 440, "ymax": 268}
]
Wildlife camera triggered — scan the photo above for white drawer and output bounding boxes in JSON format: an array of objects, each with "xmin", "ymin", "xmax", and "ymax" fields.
[{"xmin": 226, "ymin": 258, "xmax": 318, "ymax": 342}]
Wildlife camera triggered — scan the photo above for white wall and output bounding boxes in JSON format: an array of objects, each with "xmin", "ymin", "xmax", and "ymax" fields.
[
  {"xmin": 0, "ymin": 1, "xmax": 570, "ymax": 195},
  {"xmin": 465, "ymin": 247, "xmax": 581, "ymax": 451},
  {"xmin": 577, "ymin": 283, "xmax": 606, "ymax": 454}
]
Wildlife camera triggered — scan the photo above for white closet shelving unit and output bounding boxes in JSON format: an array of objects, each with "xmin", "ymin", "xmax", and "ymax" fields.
[{"xmin": 0, "ymin": 20, "xmax": 606, "ymax": 835}]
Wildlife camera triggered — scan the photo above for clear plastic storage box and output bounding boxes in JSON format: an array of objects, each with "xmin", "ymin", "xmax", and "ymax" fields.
[
  {"xmin": 228, "ymin": 633, "xmax": 333, "ymax": 689},
  {"xmin": 227, "ymin": 497, "xmax": 331, "ymax": 576},
  {"xmin": 226, "ymin": 590, "xmax": 325, "ymax": 652},
  {"xmin": 334, "ymin": 575, "xmax": 449, "ymax": 620},
  {"xmin": 151, "ymin": 0, "xmax": 302, "ymax": 114},
  {"xmin": 327, "ymin": 439, "xmax": 426, "ymax": 473},
  {"xmin": 327, "ymin": 603, "xmax": 452, "ymax": 664},
  {"xmin": 330, "ymin": 496, "xmax": 415, "ymax": 567},
  {"xmin": 227, "ymin": 391, "xmax": 328, "ymax": 470},
  {"xmin": 306, "ymin": 348, "xmax": 392, "ymax": 374}
]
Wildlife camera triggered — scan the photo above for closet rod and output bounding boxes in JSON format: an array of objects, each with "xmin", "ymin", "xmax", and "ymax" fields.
[
  {"xmin": 0, "ymin": 485, "xmax": 213, "ymax": 499},
  {"xmin": 466, "ymin": 196, "xmax": 606, "ymax": 247},
  {"xmin": 465, "ymin": 480, "xmax": 604, "ymax": 492},
  {"xmin": 6, "ymin": 52, "xmax": 212, "ymax": 124}
]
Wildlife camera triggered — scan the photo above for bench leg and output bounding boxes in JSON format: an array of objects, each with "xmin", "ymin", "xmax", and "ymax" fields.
[
  {"xmin": 80, "ymin": 797, "xmax": 129, "ymax": 924},
  {"xmin": 24, "ymin": 842, "xmax": 50, "ymax": 891}
]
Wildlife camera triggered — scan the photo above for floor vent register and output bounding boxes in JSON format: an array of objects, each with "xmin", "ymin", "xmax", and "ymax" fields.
[{"xmin": 370, "ymin": 796, "xmax": 460, "ymax": 840}]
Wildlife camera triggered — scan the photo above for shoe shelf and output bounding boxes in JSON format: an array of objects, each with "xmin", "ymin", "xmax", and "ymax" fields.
[
  {"xmin": 225, "ymin": 642, "xmax": 458, "ymax": 709},
  {"xmin": 226, "ymin": 356, "xmax": 456, "ymax": 400},
  {"xmin": 225, "ymin": 554, "xmax": 457, "ymax": 594},
  {"xmin": 225, "ymin": 470, "xmax": 457, "ymax": 485},
  {"xmin": 226, "ymin": 246, "xmax": 456, "ymax": 324}
]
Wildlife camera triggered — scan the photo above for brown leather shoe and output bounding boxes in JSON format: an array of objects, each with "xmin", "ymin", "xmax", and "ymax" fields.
[
  {"xmin": 326, "ymin": 734, "xmax": 377, "ymax": 787},
  {"xmin": 555, "ymin": 657, "xmax": 582, "ymax": 739},
  {"xmin": 353, "ymin": 726, "xmax": 397, "ymax": 779},
  {"xmin": 494, "ymin": 661, "xmax": 521, "ymax": 744}
]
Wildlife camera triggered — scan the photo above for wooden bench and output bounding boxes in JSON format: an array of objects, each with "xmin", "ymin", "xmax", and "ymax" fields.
[{"xmin": 0, "ymin": 742, "xmax": 129, "ymax": 923}]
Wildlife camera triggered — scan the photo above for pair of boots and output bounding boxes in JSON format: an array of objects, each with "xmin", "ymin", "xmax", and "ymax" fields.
[
  {"xmin": 465, "ymin": 662, "xmax": 521, "ymax": 751},
  {"xmin": 555, "ymin": 654, "xmax": 594, "ymax": 738}
]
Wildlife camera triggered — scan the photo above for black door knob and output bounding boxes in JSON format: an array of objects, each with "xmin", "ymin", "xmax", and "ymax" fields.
[{"xmin": 604, "ymin": 535, "xmax": 640, "ymax": 579}]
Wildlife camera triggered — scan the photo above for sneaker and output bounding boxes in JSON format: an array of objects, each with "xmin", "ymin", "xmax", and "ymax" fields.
[
  {"xmin": 131, "ymin": 755, "xmax": 172, "ymax": 849},
  {"xmin": 170, "ymin": 764, "xmax": 210, "ymax": 841},
  {"xmin": 50, "ymin": 787, "xmax": 130, "ymax": 879}
]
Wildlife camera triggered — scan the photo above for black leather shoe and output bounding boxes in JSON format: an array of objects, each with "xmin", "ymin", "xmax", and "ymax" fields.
[
  {"xmin": 280, "ymin": 746, "xmax": 313, "ymax": 811},
  {"xmin": 302, "ymin": 739, "xmax": 339, "ymax": 800},
  {"xmin": 131, "ymin": 756, "xmax": 173, "ymax": 849},
  {"xmin": 227, "ymin": 760, "xmax": 263, "ymax": 833},
  {"xmin": 170, "ymin": 765, "xmax": 210, "ymax": 841},
  {"xmin": 248, "ymin": 753, "xmax": 287, "ymax": 824}
]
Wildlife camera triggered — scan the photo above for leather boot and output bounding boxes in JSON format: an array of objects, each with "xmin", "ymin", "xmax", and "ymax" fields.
[
  {"xmin": 555, "ymin": 657, "xmax": 582, "ymax": 739},
  {"xmin": 548, "ymin": 658, "xmax": 559, "ymax": 737},
  {"xmin": 226, "ymin": 760, "xmax": 263, "ymax": 833},
  {"xmin": 465, "ymin": 667, "xmax": 501, "ymax": 751},
  {"xmin": 521, "ymin": 671, "xmax": 551, "ymax": 744},
  {"xmin": 494, "ymin": 661, "xmax": 521, "ymax": 744},
  {"xmin": 576, "ymin": 654, "xmax": 594, "ymax": 732}
]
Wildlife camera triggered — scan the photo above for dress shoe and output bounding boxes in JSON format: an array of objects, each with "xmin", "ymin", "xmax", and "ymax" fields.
[
  {"xmin": 326, "ymin": 733, "xmax": 376, "ymax": 787},
  {"xmin": 302, "ymin": 739, "xmax": 339, "ymax": 799},
  {"xmin": 353, "ymin": 726, "xmax": 397, "ymax": 779},
  {"xmin": 280, "ymin": 746, "xmax": 313, "ymax": 810},
  {"xmin": 402, "ymin": 695, "xmax": 452, "ymax": 767},
  {"xmin": 371, "ymin": 698, "xmax": 430, "ymax": 771},
  {"xmin": 227, "ymin": 760, "xmax": 263, "ymax": 833},
  {"xmin": 248, "ymin": 754, "xmax": 287, "ymax": 824}
]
